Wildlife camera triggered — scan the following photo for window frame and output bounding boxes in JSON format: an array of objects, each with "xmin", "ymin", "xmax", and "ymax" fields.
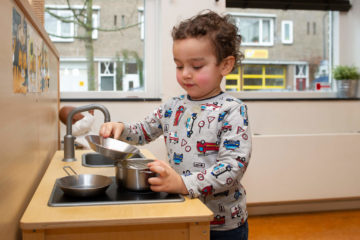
[
  {"xmin": 58, "ymin": 0, "xmax": 161, "ymax": 100},
  {"xmin": 92, "ymin": 12, "xmax": 99, "ymax": 39},
  {"xmin": 44, "ymin": 9, "xmax": 75, "ymax": 42},
  {"xmin": 242, "ymin": 65, "xmax": 286, "ymax": 90},
  {"xmin": 281, "ymin": 20, "xmax": 293, "ymax": 44},
  {"xmin": 45, "ymin": 5, "xmax": 101, "ymax": 42},
  {"xmin": 293, "ymin": 64, "xmax": 309, "ymax": 91},
  {"xmin": 230, "ymin": 12, "xmax": 275, "ymax": 47},
  {"xmin": 98, "ymin": 61, "xmax": 116, "ymax": 91}
]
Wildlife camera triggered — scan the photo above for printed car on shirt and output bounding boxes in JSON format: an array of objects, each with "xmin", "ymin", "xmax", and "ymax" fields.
[
  {"xmin": 240, "ymin": 105, "xmax": 249, "ymax": 126},
  {"xmin": 230, "ymin": 203, "xmax": 243, "ymax": 219},
  {"xmin": 201, "ymin": 102, "xmax": 221, "ymax": 111},
  {"xmin": 211, "ymin": 163, "xmax": 232, "ymax": 178},
  {"xmin": 221, "ymin": 122, "xmax": 232, "ymax": 132},
  {"xmin": 197, "ymin": 140, "xmax": 220, "ymax": 154},
  {"xmin": 218, "ymin": 110, "xmax": 229, "ymax": 122},
  {"xmin": 211, "ymin": 215, "xmax": 226, "ymax": 225},
  {"xmin": 169, "ymin": 132, "xmax": 179, "ymax": 143},
  {"xmin": 236, "ymin": 156, "xmax": 248, "ymax": 169},
  {"xmin": 223, "ymin": 139, "xmax": 240, "ymax": 150}
]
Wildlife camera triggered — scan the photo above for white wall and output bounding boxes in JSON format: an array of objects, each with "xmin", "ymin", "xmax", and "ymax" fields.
[
  {"xmin": 339, "ymin": 0, "xmax": 360, "ymax": 68},
  {"xmin": 60, "ymin": 0, "xmax": 360, "ymax": 213}
]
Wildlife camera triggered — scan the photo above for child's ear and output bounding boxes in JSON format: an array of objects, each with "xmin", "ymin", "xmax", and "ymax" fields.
[{"xmin": 221, "ymin": 56, "xmax": 235, "ymax": 76}]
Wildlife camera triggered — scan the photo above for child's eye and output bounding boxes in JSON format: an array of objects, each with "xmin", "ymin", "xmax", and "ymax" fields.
[
  {"xmin": 193, "ymin": 66, "xmax": 203, "ymax": 70},
  {"xmin": 176, "ymin": 66, "xmax": 184, "ymax": 70}
]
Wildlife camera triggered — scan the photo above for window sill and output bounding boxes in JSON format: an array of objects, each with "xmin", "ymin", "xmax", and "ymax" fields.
[
  {"xmin": 228, "ymin": 91, "xmax": 360, "ymax": 101},
  {"xmin": 60, "ymin": 97, "xmax": 162, "ymax": 102}
]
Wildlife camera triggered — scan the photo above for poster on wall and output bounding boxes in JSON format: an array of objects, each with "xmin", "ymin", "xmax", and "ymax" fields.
[
  {"xmin": 39, "ymin": 42, "xmax": 50, "ymax": 92},
  {"xmin": 12, "ymin": 7, "xmax": 28, "ymax": 93},
  {"xmin": 27, "ymin": 24, "xmax": 40, "ymax": 92},
  {"xmin": 12, "ymin": 7, "xmax": 50, "ymax": 94}
]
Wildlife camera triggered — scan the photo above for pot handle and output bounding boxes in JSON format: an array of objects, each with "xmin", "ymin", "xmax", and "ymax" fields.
[
  {"xmin": 140, "ymin": 169, "xmax": 156, "ymax": 175},
  {"xmin": 63, "ymin": 166, "xmax": 78, "ymax": 176}
]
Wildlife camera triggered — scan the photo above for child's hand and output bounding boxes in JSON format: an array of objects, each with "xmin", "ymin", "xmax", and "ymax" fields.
[
  {"xmin": 148, "ymin": 160, "xmax": 189, "ymax": 195},
  {"xmin": 99, "ymin": 122, "xmax": 124, "ymax": 139}
]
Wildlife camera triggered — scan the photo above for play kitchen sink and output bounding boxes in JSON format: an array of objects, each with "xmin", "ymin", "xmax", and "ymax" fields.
[{"xmin": 82, "ymin": 152, "xmax": 146, "ymax": 167}]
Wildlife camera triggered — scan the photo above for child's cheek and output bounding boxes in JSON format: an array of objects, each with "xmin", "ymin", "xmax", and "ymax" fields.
[
  {"xmin": 196, "ymin": 73, "xmax": 211, "ymax": 86},
  {"xmin": 176, "ymin": 73, "xmax": 182, "ymax": 84}
]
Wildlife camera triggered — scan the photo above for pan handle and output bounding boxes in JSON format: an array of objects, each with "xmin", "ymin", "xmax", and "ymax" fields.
[{"xmin": 63, "ymin": 166, "xmax": 78, "ymax": 176}]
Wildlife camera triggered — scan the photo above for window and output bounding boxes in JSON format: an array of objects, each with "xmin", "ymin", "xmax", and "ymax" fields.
[
  {"xmin": 226, "ymin": 65, "xmax": 286, "ymax": 91},
  {"xmin": 92, "ymin": 13, "xmax": 99, "ymax": 39},
  {"xmin": 99, "ymin": 62, "xmax": 116, "ymax": 91},
  {"xmin": 45, "ymin": 10, "xmax": 74, "ymax": 42},
  {"xmin": 226, "ymin": 8, "xmax": 338, "ymax": 98},
  {"xmin": 230, "ymin": 13, "xmax": 274, "ymax": 46},
  {"xmin": 281, "ymin": 21, "xmax": 293, "ymax": 44},
  {"xmin": 45, "ymin": 6, "xmax": 99, "ymax": 42},
  {"xmin": 294, "ymin": 64, "xmax": 309, "ymax": 91},
  {"xmin": 60, "ymin": 62, "xmax": 88, "ymax": 91},
  {"xmin": 138, "ymin": 8, "xmax": 144, "ymax": 40},
  {"xmin": 44, "ymin": 0, "xmax": 160, "ymax": 99}
]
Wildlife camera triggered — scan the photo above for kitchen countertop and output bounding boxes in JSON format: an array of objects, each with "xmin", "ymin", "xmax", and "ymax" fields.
[{"xmin": 20, "ymin": 150, "xmax": 213, "ymax": 231}]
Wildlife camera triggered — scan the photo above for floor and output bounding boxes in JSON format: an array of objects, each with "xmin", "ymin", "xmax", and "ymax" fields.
[{"xmin": 248, "ymin": 210, "xmax": 360, "ymax": 240}]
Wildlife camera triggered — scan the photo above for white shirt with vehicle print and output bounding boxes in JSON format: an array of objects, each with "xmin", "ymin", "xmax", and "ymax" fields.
[{"xmin": 120, "ymin": 92, "xmax": 252, "ymax": 231}]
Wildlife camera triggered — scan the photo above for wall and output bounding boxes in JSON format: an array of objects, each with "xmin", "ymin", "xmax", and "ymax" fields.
[
  {"xmin": 60, "ymin": 0, "xmax": 360, "ymax": 214},
  {"xmin": 339, "ymin": 0, "xmax": 360, "ymax": 68},
  {"xmin": 0, "ymin": 0, "xmax": 59, "ymax": 239}
]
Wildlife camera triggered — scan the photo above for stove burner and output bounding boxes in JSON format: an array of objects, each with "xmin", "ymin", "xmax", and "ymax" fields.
[{"xmin": 48, "ymin": 177, "xmax": 184, "ymax": 207}]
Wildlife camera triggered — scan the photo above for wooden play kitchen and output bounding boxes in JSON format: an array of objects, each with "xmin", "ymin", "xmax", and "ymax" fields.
[{"xmin": 20, "ymin": 150, "xmax": 213, "ymax": 240}]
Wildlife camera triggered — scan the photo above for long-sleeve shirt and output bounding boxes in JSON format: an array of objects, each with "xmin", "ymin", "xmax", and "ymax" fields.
[{"xmin": 120, "ymin": 92, "xmax": 252, "ymax": 231}]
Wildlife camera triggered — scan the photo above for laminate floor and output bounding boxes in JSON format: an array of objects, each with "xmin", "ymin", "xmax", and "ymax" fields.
[{"xmin": 248, "ymin": 210, "xmax": 360, "ymax": 240}]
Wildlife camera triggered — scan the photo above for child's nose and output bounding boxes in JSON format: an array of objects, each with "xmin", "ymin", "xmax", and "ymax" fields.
[{"xmin": 182, "ymin": 67, "xmax": 192, "ymax": 78}]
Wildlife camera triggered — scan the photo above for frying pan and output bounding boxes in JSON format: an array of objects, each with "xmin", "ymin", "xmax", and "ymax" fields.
[
  {"xmin": 85, "ymin": 135, "xmax": 140, "ymax": 160},
  {"xmin": 57, "ymin": 166, "xmax": 112, "ymax": 197}
]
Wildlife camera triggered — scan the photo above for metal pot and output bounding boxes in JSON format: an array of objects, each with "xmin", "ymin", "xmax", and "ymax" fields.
[
  {"xmin": 115, "ymin": 159, "xmax": 156, "ymax": 191},
  {"xmin": 57, "ymin": 166, "xmax": 112, "ymax": 197}
]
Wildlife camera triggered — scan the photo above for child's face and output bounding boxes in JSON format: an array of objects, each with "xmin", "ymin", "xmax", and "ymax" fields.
[{"xmin": 173, "ymin": 37, "xmax": 226, "ymax": 100}]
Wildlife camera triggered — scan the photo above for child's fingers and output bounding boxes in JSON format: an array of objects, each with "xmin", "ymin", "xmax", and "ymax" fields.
[
  {"xmin": 99, "ymin": 123, "xmax": 111, "ymax": 137},
  {"xmin": 147, "ymin": 159, "xmax": 163, "ymax": 168},
  {"xmin": 148, "ymin": 176, "xmax": 162, "ymax": 185},
  {"xmin": 149, "ymin": 165, "xmax": 167, "ymax": 177},
  {"xmin": 102, "ymin": 123, "xmax": 117, "ymax": 138},
  {"xmin": 113, "ymin": 126, "xmax": 121, "ymax": 139},
  {"xmin": 99, "ymin": 126, "xmax": 106, "ymax": 137}
]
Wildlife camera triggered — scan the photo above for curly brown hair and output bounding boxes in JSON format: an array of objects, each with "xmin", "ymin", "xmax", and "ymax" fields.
[{"xmin": 172, "ymin": 10, "xmax": 243, "ymax": 70}]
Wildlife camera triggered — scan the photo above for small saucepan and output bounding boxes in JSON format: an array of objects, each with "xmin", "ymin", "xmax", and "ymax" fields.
[
  {"xmin": 57, "ymin": 166, "xmax": 112, "ymax": 197},
  {"xmin": 115, "ymin": 158, "xmax": 156, "ymax": 191}
]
